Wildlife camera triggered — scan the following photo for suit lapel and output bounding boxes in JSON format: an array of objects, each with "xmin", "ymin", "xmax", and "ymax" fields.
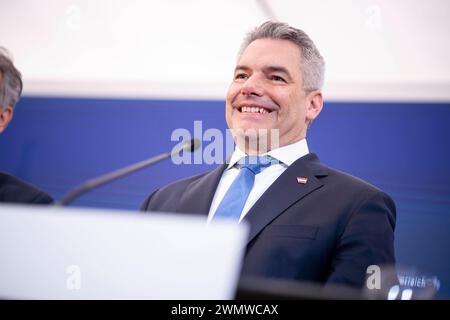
[
  {"xmin": 243, "ymin": 153, "xmax": 328, "ymax": 244},
  {"xmin": 178, "ymin": 163, "xmax": 228, "ymax": 215}
]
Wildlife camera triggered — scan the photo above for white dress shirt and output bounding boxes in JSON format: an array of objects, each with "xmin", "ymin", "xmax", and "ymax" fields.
[{"xmin": 207, "ymin": 139, "xmax": 310, "ymax": 223}]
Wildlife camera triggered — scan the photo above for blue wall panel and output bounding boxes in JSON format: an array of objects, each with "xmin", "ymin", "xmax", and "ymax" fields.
[{"xmin": 1, "ymin": 97, "xmax": 449, "ymax": 297}]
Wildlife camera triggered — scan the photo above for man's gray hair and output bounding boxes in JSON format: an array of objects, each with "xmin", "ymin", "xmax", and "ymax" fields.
[
  {"xmin": 238, "ymin": 21, "xmax": 325, "ymax": 91},
  {"xmin": 0, "ymin": 47, "xmax": 23, "ymax": 109}
]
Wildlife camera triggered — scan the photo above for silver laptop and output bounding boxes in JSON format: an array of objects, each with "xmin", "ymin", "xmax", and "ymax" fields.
[{"xmin": 0, "ymin": 204, "xmax": 248, "ymax": 299}]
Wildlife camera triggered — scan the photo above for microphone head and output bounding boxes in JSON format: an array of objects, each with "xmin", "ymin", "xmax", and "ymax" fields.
[{"xmin": 184, "ymin": 138, "xmax": 201, "ymax": 152}]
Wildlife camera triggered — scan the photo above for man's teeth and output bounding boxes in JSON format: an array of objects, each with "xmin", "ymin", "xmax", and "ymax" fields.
[{"xmin": 241, "ymin": 106, "xmax": 269, "ymax": 114}]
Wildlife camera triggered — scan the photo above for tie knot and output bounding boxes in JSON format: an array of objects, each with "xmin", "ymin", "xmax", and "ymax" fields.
[{"xmin": 238, "ymin": 156, "xmax": 277, "ymax": 174}]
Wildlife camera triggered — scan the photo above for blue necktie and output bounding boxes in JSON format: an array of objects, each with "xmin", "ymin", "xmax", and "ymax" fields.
[{"xmin": 212, "ymin": 156, "xmax": 276, "ymax": 221}]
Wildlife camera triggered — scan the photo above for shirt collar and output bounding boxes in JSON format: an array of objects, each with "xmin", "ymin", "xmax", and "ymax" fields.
[{"xmin": 227, "ymin": 139, "xmax": 309, "ymax": 169}]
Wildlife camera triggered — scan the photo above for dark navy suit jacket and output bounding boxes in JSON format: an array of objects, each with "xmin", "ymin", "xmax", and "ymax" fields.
[
  {"xmin": 0, "ymin": 172, "xmax": 53, "ymax": 204},
  {"xmin": 141, "ymin": 153, "xmax": 396, "ymax": 288}
]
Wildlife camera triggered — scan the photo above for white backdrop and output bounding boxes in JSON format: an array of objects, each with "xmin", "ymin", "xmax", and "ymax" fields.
[{"xmin": 1, "ymin": 0, "xmax": 449, "ymax": 101}]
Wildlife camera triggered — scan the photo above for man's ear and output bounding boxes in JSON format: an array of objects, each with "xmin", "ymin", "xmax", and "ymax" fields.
[
  {"xmin": 0, "ymin": 105, "xmax": 14, "ymax": 134},
  {"xmin": 306, "ymin": 90, "xmax": 323, "ymax": 123}
]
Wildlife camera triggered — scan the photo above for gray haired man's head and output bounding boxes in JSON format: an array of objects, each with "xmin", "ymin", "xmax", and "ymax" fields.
[
  {"xmin": 238, "ymin": 21, "xmax": 325, "ymax": 91},
  {"xmin": 0, "ymin": 47, "xmax": 23, "ymax": 110}
]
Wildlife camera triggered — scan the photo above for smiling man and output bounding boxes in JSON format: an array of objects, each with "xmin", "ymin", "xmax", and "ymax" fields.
[
  {"xmin": 226, "ymin": 35, "xmax": 323, "ymax": 154},
  {"xmin": 142, "ymin": 22, "xmax": 396, "ymax": 291}
]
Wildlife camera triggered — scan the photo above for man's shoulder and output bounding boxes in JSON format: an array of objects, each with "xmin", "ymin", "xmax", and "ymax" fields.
[
  {"xmin": 303, "ymin": 154, "xmax": 393, "ymax": 204},
  {"xmin": 304, "ymin": 154, "xmax": 383, "ymax": 191},
  {"xmin": 327, "ymin": 166, "xmax": 383, "ymax": 193},
  {"xmin": 313, "ymin": 161, "xmax": 396, "ymax": 217},
  {"xmin": 156, "ymin": 171, "xmax": 211, "ymax": 194},
  {"xmin": 141, "ymin": 168, "xmax": 219, "ymax": 212},
  {"xmin": 0, "ymin": 172, "xmax": 54, "ymax": 204}
]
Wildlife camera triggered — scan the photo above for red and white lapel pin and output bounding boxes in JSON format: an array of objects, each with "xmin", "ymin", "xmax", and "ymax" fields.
[{"xmin": 297, "ymin": 177, "xmax": 308, "ymax": 184}]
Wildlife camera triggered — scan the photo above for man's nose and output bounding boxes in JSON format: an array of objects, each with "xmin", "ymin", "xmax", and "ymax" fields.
[{"xmin": 240, "ymin": 75, "xmax": 264, "ymax": 97}]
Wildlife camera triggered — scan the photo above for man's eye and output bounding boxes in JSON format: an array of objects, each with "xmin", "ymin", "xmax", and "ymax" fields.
[
  {"xmin": 270, "ymin": 75, "xmax": 285, "ymax": 82},
  {"xmin": 235, "ymin": 73, "xmax": 248, "ymax": 80}
]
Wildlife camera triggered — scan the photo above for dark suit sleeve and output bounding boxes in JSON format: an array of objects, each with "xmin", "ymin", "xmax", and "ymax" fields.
[
  {"xmin": 29, "ymin": 191, "xmax": 54, "ymax": 204},
  {"xmin": 0, "ymin": 173, "xmax": 54, "ymax": 205},
  {"xmin": 326, "ymin": 191, "xmax": 396, "ymax": 288},
  {"xmin": 140, "ymin": 189, "xmax": 159, "ymax": 212}
]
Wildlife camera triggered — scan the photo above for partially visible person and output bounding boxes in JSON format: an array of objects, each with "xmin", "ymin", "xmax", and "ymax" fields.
[{"xmin": 0, "ymin": 47, "xmax": 53, "ymax": 204}]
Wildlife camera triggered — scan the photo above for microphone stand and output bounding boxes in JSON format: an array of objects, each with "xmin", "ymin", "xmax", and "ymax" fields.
[{"xmin": 59, "ymin": 139, "xmax": 199, "ymax": 206}]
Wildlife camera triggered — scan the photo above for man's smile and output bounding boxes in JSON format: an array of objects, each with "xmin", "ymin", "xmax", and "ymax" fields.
[
  {"xmin": 232, "ymin": 98, "xmax": 279, "ymax": 117},
  {"xmin": 238, "ymin": 106, "xmax": 271, "ymax": 114}
]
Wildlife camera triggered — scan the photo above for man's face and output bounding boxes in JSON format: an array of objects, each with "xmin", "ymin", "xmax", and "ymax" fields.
[{"xmin": 226, "ymin": 38, "xmax": 320, "ymax": 151}]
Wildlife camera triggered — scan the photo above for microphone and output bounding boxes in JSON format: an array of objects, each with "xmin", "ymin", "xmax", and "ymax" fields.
[{"xmin": 59, "ymin": 138, "xmax": 201, "ymax": 206}]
